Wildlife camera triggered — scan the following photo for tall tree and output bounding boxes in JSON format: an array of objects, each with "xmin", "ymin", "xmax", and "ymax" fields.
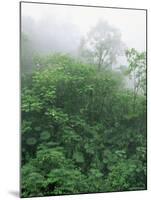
[
  {"xmin": 125, "ymin": 48, "xmax": 146, "ymax": 111},
  {"xmin": 21, "ymin": 32, "xmax": 34, "ymax": 74},
  {"xmin": 79, "ymin": 20, "xmax": 125, "ymax": 70}
]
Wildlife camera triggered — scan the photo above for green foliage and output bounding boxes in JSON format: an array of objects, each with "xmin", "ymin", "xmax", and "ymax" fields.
[
  {"xmin": 105, "ymin": 159, "xmax": 146, "ymax": 191},
  {"xmin": 126, "ymin": 48, "xmax": 146, "ymax": 95},
  {"xmin": 21, "ymin": 53, "xmax": 146, "ymax": 197}
]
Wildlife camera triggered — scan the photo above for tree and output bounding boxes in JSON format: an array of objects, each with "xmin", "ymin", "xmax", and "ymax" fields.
[
  {"xmin": 79, "ymin": 20, "xmax": 125, "ymax": 70},
  {"xmin": 21, "ymin": 32, "xmax": 34, "ymax": 74},
  {"xmin": 125, "ymin": 48, "xmax": 146, "ymax": 111}
]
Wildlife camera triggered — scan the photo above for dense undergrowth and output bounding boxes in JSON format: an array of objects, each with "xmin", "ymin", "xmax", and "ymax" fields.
[{"xmin": 21, "ymin": 54, "xmax": 146, "ymax": 197}]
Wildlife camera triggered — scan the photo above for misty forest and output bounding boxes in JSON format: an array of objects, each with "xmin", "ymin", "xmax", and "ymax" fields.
[{"xmin": 21, "ymin": 11, "xmax": 147, "ymax": 197}]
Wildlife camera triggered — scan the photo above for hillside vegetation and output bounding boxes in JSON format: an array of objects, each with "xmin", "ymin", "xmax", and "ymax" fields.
[{"xmin": 21, "ymin": 53, "xmax": 146, "ymax": 197}]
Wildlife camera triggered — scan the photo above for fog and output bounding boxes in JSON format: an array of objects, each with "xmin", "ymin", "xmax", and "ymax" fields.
[
  {"xmin": 21, "ymin": 2, "xmax": 146, "ymax": 66},
  {"xmin": 22, "ymin": 16, "xmax": 81, "ymax": 55}
]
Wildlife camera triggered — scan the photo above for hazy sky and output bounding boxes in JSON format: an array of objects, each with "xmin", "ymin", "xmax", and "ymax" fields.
[{"xmin": 21, "ymin": 2, "xmax": 146, "ymax": 52}]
